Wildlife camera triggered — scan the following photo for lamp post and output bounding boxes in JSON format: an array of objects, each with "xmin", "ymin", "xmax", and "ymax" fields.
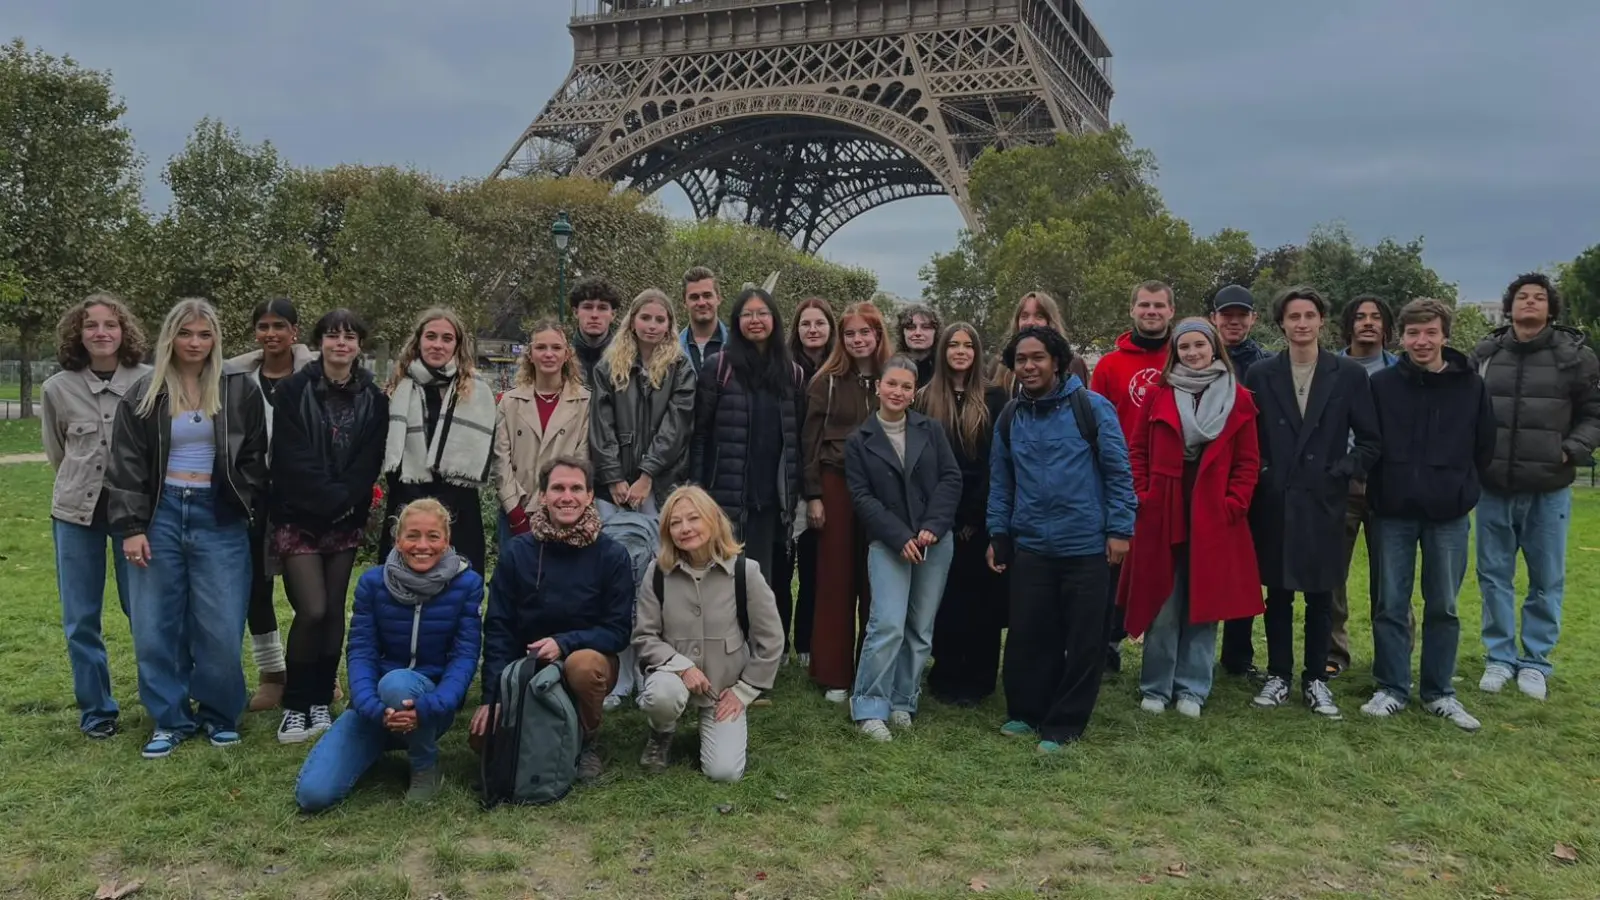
[{"xmin": 551, "ymin": 210, "xmax": 574, "ymax": 327}]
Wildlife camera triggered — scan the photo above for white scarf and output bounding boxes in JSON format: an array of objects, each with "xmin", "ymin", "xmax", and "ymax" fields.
[
  {"xmin": 384, "ymin": 360, "xmax": 496, "ymax": 486},
  {"xmin": 1165, "ymin": 362, "xmax": 1235, "ymax": 459}
]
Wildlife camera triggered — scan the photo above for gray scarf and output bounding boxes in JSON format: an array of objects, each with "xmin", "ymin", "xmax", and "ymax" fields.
[
  {"xmin": 382, "ymin": 547, "xmax": 467, "ymax": 607},
  {"xmin": 1165, "ymin": 362, "xmax": 1234, "ymax": 459}
]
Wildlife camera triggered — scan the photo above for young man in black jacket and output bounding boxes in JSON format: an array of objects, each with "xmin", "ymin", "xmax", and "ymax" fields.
[
  {"xmin": 570, "ymin": 278, "xmax": 620, "ymax": 389},
  {"xmin": 1360, "ymin": 300, "xmax": 1494, "ymax": 730}
]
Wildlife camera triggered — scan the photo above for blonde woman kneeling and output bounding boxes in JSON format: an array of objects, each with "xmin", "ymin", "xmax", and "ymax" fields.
[{"xmin": 633, "ymin": 486, "xmax": 784, "ymax": 781}]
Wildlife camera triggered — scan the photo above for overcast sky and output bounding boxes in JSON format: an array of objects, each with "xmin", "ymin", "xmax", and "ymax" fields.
[{"xmin": 11, "ymin": 1, "xmax": 1596, "ymax": 303}]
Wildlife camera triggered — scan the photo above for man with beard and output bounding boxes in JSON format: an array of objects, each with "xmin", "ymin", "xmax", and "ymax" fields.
[
  {"xmin": 1089, "ymin": 280, "xmax": 1175, "ymax": 672},
  {"xmin": 679, "ymin": 266, "xmax": 729, "ymax": 374},
  {"xmin": 895, "ymin": 304, "xmax": 942, "ymax": 387},
  {"xmin": 471, "ymin": 457, "xmax": 635, "ymax": 780},
  {"xmin": 570, "ymin": 278, "xmax": 621, "ymax": 388},
  {"xmin": 1323, "ymin": 295, "xmax": 1399, "ymax": 679}
]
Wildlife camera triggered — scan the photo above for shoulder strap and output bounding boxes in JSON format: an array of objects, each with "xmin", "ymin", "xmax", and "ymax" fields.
[
  {"xmin": 998, "ymin": 398, "xmax": 1019, "ymax": 452},
  {"xmin": 1069, "ymin": 387, "xmax": 1101, "ymax": 472},
  {"xmin": 652, "ymin": 564, "xmax": 664, "ymax": 606},
  {"xmin": 717, "ymin": 352, "xmax": 731, "ymax": 388},
  {"xmin": 735, "ymin": 555, "xmax": 750, "ymax": 638}
]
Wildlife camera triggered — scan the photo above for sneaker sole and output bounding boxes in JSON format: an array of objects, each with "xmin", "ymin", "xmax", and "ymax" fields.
[
  {"xmin": 141, "ymin": 745, "xmax": 177, "ymax": 759},
  {"xmin": 277, "ymin": 731, "xmax": 312, "ymax": 744},
  {"xmin": 209, "ymin": 736, "xmax": 241, "ymax": 748}
]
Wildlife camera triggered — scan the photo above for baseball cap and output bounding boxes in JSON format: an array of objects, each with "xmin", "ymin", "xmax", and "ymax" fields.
[{"xmin": 1211, "ymin": 284, "xmax": 1255, "ymax": 313}]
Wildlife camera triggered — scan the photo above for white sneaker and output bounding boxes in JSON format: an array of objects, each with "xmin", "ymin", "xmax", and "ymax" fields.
[
  {"xmin": 1424, "ymin": 696, "xmax": 1482, "ymax": 731},
  {"xmin": 1516, "ymin": 668, "xmax": 1548, "ymax": 701},
  {"xmin": 277, "ymin": 711, "xmax": 310, "ymax": 744},
  {"xmin": 1175, "ymin": 698, "xmax": 1202, "ymax": 719},
  {"xmin": 1139, "ymin": 697, "xmax": 1166, "ymax": 714},
  {"xmin": 1360, "ymin": 690, "xmax": 1406, "ymax": 718},
  {"xmin": 1479, "ymin": 663, "xmax": 1513, "ymax": 693},
  {"xmin": 1303, "ymin": 681, "xmax": 1342, "ymax": 719},
  {"xmin": 859, "ymin": 719, "xmax": 892, "ymax": 741},
  {"xmin": 603, "ymin": 695, "xmax": 623, "ymax": 712},
  {"xmin": 823, "ymin": 689, "xmax": 848, "ymax": 704},
  {"xmin": 888, "ymin": 711, "xmax": 913, "ymax": 729},
  {"xmin": 308, "ymin": 705, "xmax": 334, "ymax": 736},
  {"xmin": 1253, "ymin": 676, "xmax": 1290, "ymax": 708}
]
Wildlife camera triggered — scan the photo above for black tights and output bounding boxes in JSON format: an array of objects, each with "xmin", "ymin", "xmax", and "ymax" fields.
[
  {"xmin": 246, "ymin": 525, "xmax": 278, "ymax": 636},
  {"xmin": 282, "ymin": 550, "xmax": 357, "ymax": 712}
]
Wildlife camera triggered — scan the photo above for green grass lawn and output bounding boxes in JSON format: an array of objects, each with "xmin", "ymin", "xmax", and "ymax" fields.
[
  {"xmin": 0, "ymin": 461, "xmax": 1595, "ymax": 899},
  {"xmin": 0, "ymin": 416, "xmax": 43, "ymax": 455}
]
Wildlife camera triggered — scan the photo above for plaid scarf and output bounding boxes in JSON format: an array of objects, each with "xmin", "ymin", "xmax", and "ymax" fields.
[{"xmin": 528, "ymin": 504, "xmax": 602, "ymax": 548}]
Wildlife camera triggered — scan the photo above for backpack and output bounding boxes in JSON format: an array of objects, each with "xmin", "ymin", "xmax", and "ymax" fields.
[
  {"xmin": 997, "ymin": 387, "xmax": 1101, "ymax": 473},
  {"xmin": 654, "ymin": 556, "xmax": 751, "ymax": 637},
  {"xmin": 600, "ymin": 508, "xmax": 661, "ymax": 588},
  {"xmin": 480, "ymin": 657, "xmax": 581, "ymax": 807}
]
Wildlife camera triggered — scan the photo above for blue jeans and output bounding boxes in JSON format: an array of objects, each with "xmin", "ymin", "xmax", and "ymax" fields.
[
  {"xmin": 128, "ymin": 488, "xmax": 251, "ymax": 733},
  {"xmin": 1138, "ymin": 555, "xmax": 1217, "ymax": 705},
  {"xmin": 851, "ymin": 536, "xmax": 954, "ymax": 722},
  {"xmin": 1374, "ymin": 515, "xmax": 1469, "ymax": 703},
  {"xmin": 295, "ymin": 669, "xmax": 453, "ymax": 812},
  {"xmin": 1476, "ymin": 488, "xmax": 1570, "ymax": 676},
  {"xmin": 53, "ymin": 517, "xmax": 133, "ymax": 731}
]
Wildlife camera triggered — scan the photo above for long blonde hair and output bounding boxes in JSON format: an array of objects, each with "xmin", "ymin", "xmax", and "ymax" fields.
[
  {"xmin": 515, "ymin": 318, "xmax": 582, "ymax": 389},
  {"xmin": 386, "ymin": 307, "xmax": 480, "ymax": 399},
  {"xmin": 137, "ymin": 298, "xmax": 224, "ymax": 419},
  {"xmin": 656, "ymin": 486, "xmax": 742, "ymax": 571},
  {"xmin": 917, "ymin": 323, "xmax": 992, "ymax": 457},
  {"xmin": 603, "ymin": 289, "xmax": 686, "ymax": 391}
]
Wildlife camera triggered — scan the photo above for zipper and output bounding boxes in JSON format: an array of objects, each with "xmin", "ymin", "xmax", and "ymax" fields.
[
  {"xmin": 1506, "ymin": 354, "xmax": 1524, "ymax": 492},
  {"xmin": 408, "ymin": 605, "xmax": 422, "ymax": 669},
  {"xmin": 220, "ymin": 380, "xmax": 252, "ymax": 526}
]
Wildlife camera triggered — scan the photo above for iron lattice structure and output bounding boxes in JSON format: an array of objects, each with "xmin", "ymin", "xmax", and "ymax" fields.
[{"xmin": 494, "ymin": 0, "xmax": 1113, "ymax": 252}]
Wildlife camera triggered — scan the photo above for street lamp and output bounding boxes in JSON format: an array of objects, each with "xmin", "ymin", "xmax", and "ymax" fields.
[{"xmin": 551, "ymin": 210, "xmax": 574, "ymax": 326}]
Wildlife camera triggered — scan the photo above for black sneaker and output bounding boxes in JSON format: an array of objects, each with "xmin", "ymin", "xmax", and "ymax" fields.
[{"xmin": 84, "ymin": 720, "xmax": 119, "ymax": 740}]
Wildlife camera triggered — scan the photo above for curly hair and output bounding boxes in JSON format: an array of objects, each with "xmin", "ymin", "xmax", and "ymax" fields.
[
  {"xmin": 1002, "ymin": 325, "xmax": 1074, "ymax": 373},
  {"xmin": 895, "ymin": 303, "xmax": 942, "ymax": 348},
  {"xmin": 56, "ymin": 292, "xmax": 147, "ymax": 371},
  {"xmin": 569, "ymin": 277, "xmax": 622, "ymax": 311},
  {"xmin": 1502, "ymin": 272, "xmax": 1562, "ymax": 322},
  {"xmin": 1340, "ymin": 294, "xmax": 1394, "ymax": 348}
]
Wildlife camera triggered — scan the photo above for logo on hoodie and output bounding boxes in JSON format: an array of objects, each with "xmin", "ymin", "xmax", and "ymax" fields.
[{"xmin": 1128, "ymin": 367, "xmax": 1161, "ymax": 407}]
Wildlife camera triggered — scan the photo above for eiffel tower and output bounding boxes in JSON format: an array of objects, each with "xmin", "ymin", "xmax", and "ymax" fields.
[{"xmin": 493, "ymin": 0, "xmax": 1113, "ymax": 252}]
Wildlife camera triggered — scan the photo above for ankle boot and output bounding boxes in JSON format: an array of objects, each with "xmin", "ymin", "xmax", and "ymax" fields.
[
  {"xmin": 248, "ymin": 670, "xmax": 286, "ymax": 712},
  {"xmin": 640, "ymin": 730, "xmax": 672, "ymax": 774}
]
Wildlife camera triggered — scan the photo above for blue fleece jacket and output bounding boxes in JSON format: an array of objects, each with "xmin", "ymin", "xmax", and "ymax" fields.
[{"xmin": 986, "ymin": 374, "xmax": 1138, "ymax": 557}]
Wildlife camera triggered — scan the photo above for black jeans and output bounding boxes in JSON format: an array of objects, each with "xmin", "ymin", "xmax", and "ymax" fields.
[
  {"xmin": 1264, "ymin": 588, "xmax": 1334, "ymax": 686},
  {"xmin": 736, "ymin": 506, "xmax": 781, "ymax": 586},
  {"xmin": 1105, "ymin": 562, "xmax": 1127, "ymax": 666},
  {"xmin": 1220, "ymin": 615, "xmax": 1257, "ymax": 674},
  {"xmin": 776, "ymin": 528, "xmax": 818, "ymax": 654},
  {"xmin": 1003, "ymin": 550, "xmax": 1110, "ymax": 743},
  {"xmin": 246, "ymin": 521, "xmax": 278, "ymax": 636},
  {"xmin": 929, "ymin": 532, "xmax": 1005, "ymax": 703}
]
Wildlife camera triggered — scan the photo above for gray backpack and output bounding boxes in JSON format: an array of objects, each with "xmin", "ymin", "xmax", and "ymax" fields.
[{"xmin": 480, "ymin": 657, "xmax": 581, "ymax": 807}]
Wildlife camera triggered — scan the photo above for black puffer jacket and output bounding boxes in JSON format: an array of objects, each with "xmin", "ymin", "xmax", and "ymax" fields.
[
  {"xmin": 268, "ymin": 362, "xmax": 389, "ymax": 530},
  {"xmin": 689, "ymin": 351, "xmax": 803, "ymax": 528},
  {"xmin": 1471, "ymin": 325, "xmax": 1600, "ymax": 493},
  {"xmin": 107, "ymin": 371, "xmax": 268, "ymax": 536}
]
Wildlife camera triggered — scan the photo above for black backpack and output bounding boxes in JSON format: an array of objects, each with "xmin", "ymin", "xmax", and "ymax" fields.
[
  {"xmin": 654, "ymin": 555, "xmax": 751, "ymax": 636},
  {"xmin": 997, "ymin": 387, "xmax": 1101, "ymax": 471}
]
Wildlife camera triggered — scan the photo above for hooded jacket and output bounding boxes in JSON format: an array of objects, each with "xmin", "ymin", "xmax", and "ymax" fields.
[
  {"xmin": 987, "ymin": 374, "xmax": 1137, "ymax": 557},
  {"xmin": 106, "ymin": 371, "xmax": 269, "ymax": 536},
  {"xmin": 1471, "ymin": 325, "xmax": 1600, "ymax": 494},
  {"xmin": 1368, "ymin": 348, "xmax": 1495, "ymax": 521},
  {"xmin": 1089, "ymin": 331, "xmax": 1170, "ymax": 441},
  {"xmin": 345, "ymin": 563, "xmax": 483, "ymax": 723}
]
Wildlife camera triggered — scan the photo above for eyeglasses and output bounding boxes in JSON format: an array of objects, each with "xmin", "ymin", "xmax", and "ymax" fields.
[{"xmin": 739, "ymin": 310, "xmax": 773, "ymax": 321}]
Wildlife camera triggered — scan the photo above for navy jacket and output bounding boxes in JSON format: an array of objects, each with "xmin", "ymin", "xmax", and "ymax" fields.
[
  {"xmin": 481, "ymin": 532, "xmax": 634, "ymax": 705},
  {"xmin": 1228, "ymin": 340, "xmax": 1272, "ymax": 378},
  {"xmin": 346, "ymin": 565, "xmax": 483, "ymax": 724},
  {"xmin": 845, "ymin": 410, "xmax": 964, "ymax": 549},
  {"xmin": 987, "ymin": 375, "xmax": 1137, "ymax": 557},
  {"xmin": 1368, "ymin": 348, "xmax": 1496, "ymax": 521}
]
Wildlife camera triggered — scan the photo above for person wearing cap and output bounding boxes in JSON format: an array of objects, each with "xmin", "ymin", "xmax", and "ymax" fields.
[
  {"xmin": 569, "ymin": 278, "xmax": 622, "ymax": 388},
  {"xmin": 1324, "ymin": 295, "xmax": 1400, "ymax": 679},
  {"xmin": 1209, "ymin": 284, "xmax": 1272, "ymax": 679}
]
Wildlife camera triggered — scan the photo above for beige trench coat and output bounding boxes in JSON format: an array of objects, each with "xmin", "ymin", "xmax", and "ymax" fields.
[{"xmin": 493, "ymin": 380, "xmax": 590, "ymax": 514}]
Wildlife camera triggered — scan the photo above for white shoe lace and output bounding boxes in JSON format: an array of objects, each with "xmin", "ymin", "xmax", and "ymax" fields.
[
  {"xmin": 1307, "ymin": 681, "xmax": 1337, "ymax": 710},
  {"xmin": 280, "ymin": 711, "xmax": 307, "ymax": 732},
  {"xmin": 309, "ymin": 706, "xmax": 333, "ymax": 730},
  {"xmin": 1257, "ymin": 676, "xmax": 1288, "ymax": 701}
]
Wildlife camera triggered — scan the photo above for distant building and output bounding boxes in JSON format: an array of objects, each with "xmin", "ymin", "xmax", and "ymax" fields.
[{"xmin": 1462, "ymin": 299, "xmax": 1506, "ymax": 326}]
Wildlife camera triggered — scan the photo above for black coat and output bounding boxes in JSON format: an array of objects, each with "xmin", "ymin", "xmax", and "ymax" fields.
[
  {"xmin": 946, "ymin": 386, "xmax": 1009, "ymax": 532},
  {"xmin": 689, "ymin": 352, "xmax": 803, "ymax": 528},
  {"xmin": 1368, "ymin": 349, "xmax": 1495, "ymax": 522},
  {"xmin": 844, "ymin": 410, "xmax": 964, "ymax": 549},
  {"xmin": 268, "ymin": 362, "xmax": 389, "ymax": 530},
  {"xmin": 1244, "ymin": 350, "xmax": 1381, "ymax": 592}
]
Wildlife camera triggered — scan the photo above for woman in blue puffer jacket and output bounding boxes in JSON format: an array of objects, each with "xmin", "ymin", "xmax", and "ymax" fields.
[{"xmin": 295, "ymin": 498, "xmax": 483, "ymax": 811}]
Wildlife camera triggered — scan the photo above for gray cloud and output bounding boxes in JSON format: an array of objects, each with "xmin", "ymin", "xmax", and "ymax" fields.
[{"xmin": 11, "ymin": 1, "xmax": 1595, "ymax": 302}]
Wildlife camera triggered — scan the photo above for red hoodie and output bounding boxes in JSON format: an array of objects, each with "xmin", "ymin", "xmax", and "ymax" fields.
[{"xmin": 1089, "ymin": 331, "xmax": 1169, "ymax": 440}]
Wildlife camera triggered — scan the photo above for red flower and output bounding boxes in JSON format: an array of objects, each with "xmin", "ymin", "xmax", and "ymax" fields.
[{"xmin": 371, "ymin": 484, "xmax": 384, "ymax": 510}]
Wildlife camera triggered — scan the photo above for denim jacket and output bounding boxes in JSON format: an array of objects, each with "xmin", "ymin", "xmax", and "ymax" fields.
[{"xmin": 41, "ymin": 364, "xmax": 151, "ymax": 526}]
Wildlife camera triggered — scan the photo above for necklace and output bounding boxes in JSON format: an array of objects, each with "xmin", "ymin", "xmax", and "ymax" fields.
[{"xmin": 534, "ymin": 388, "xmax": 561, "ymax": 402}]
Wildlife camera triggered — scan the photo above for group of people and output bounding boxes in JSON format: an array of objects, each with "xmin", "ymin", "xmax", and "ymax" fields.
[{"xmin": 38, "ymin": 266, "xmax": 1595, "ymax": 806}]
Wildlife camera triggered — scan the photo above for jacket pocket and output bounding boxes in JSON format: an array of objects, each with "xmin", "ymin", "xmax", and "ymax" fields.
[{"xmin": 65, "ymin": 420, "xmax": 102, "ymax": 461}]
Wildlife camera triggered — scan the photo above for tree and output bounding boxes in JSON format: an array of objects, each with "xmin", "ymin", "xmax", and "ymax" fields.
[
  {"xmin": 920, "ymin": 127, "xmax": 1257, "ymax": 349},
  {"xmin": 1558, "ymin": 244, "xmax": 1600, "ymax": 327},
  {"xmin": 1450, "ymin": 303, "xmax": 1494, "ymax": 350},
  {"xmin": 0, "ymin": 39, "xmax": 143, "ymax": 416},
  {"xmin": 152, "ymin": 118, "xmax": 324, "ymax": 350},
  {"xmin": 1288, "ymin": 222, "xmax": 1457, "ymax": 318}
]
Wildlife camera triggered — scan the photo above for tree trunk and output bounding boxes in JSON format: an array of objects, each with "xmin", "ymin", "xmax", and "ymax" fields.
[{"xmin": 18, "ymin": 320, "xmax": 37, "ymax": 419}]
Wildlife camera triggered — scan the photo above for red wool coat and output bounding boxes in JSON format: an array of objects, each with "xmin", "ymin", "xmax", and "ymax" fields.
[{"xmin": 1117, "ymin": 382, "xmax": 1264, "ymax": 638}]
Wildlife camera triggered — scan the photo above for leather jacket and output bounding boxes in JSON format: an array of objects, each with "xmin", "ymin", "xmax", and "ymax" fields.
[
  {"xmin": 267, "ymin": 362, "xmax": 388, "ymax": 529},
  {"xmin": 107, "ymin": 371, "xmax": 269, "ymax": 536}
]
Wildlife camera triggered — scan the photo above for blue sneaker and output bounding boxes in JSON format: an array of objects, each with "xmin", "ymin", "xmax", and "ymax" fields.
[
  {"xmin": 1037, "ymin": 740, "xmax": 1065, "ymax": 754},
  {"xmin": 999, "ymin": 720, "xmax": 1034, "ymax": 738},
  {"xmin": 142, "ymin": 730, "xmax": 183, "ymax": 759},
  {"xmin": 205, "ymin": 726, "xmax": 242, "ymax": 748}
]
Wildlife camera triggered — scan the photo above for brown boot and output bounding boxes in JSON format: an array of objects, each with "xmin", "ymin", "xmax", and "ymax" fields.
[
  {"xmin": 248, "ymin": 671, "xmax": 286, "ymax": 712},
  {"xmin": 640, "ymin": 730, "xmax": 672, "ymax": 774}
]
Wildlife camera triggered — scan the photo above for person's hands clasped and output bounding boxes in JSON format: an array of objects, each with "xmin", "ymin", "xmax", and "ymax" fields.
[
  {"xmin": 528, "ymin": 638, "xmax": 563, "ymax": 662},
  {"xmin": 680, "ymin": 665, "xmax": 713, "ymax": 697},
  {"xmin": 123, "ymin": 535, "xmax": 151, "ymax": 568},
  {"xmin": 901, "ymin": 537, "xmax": 925, "ymax": 564},
  {"xmin": 384, "ymin": 699, "xmax": 418, "ymax": 734},
  {"xmin": 624, "ymin": 474, "xmax": 654, "ymax": 509},
  {"xmin": 609, "ymin": 481, "xmax": 631, "ymax": 507},
  {"xmin": 714, "ymin": 688, "xmax": 745, "ymax": 723}
]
